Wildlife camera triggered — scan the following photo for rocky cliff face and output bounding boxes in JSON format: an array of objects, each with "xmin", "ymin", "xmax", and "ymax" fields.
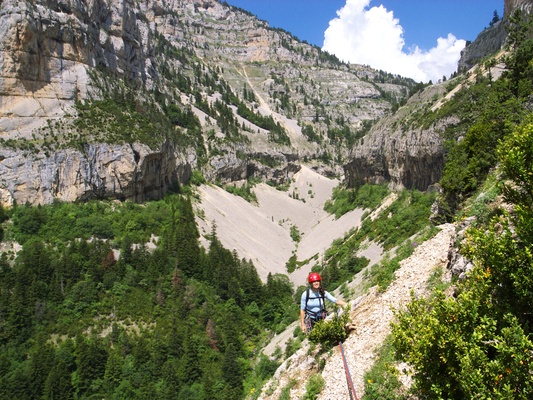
[
  {"xmin": 0, "ymin": 0, "xmax": 192, "ymax": 206},
  {"xmin": 504, "ymin": 0, "xmax": 533, "ymax": 17},
  {"xmin": 458, "ymin": 0, "xmax": 533, "ymax": 74},
  {"xmin": 0, "ymin": 0, "xmax": 416, "ymax": 206},
  {"xmin": 0, "ymin": 142, "xmax": 192, "ymax": 207},
  {"xmin": 344, "ymin": 82, "xmax": 451, "ymax": 191},
  {"xmin": 457, "ymin": 21, "xmax": 507, "ymax": 73}
]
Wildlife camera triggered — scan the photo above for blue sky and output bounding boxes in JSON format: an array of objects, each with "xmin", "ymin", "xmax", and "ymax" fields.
[{"xmin": 224, "ymin": 0, "xmax": 504, "ymax": 82}]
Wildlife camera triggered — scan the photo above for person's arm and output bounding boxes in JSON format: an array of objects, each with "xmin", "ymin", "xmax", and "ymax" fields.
[
  {"xmin": 300, "ymin": 308, "xmax": 307, "ymax": 334},
  {"xmin": 325, "ymin": 291, "xmax": 346, "ymax": 307}
]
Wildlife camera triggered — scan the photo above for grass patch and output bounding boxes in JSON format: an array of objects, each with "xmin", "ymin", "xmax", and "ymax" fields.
[{"xmin": 362, "ymin": 337, "xmax": 405, "ymax": 400}]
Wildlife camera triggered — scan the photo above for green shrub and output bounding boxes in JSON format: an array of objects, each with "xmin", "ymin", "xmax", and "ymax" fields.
[
  {"xmin": 289, "ymin": 225, "xmax": 301, "ymax": 242},
  {"xmin": 324, "ymin": 184, "xmax": 389, "ymax": 218},
  {"xmin": 390, "ymin": 120, "xmax": 533, "ymax": 399},
  {"xmin": 223, "ymin": 182, "xmax": 258, "ymax": 203},
  {"xmin": 308, "ymin": 307, "xmax": 350, "ymax": 347},
  {"xmin": 358, "ymin": 189, "xmax": 436, "ymax": 251},
  {"xmin": 302, "ymin": 373, "xmax": 325, "ymax": 400},
  {"xmin": 285, "ymin": 254, "xmax": 297, "ymax": 273}
]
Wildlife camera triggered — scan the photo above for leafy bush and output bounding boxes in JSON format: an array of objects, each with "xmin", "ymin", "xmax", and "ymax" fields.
[
  {"xmin": 285, "ymin": 254, "xmax": 297, "ymax": 273},
  {"xmin": 308, "ymin": 307, "xmax": 350, "ymax": 347},
  {"xmin": 392, "ymin": 285, "xmax": 533, "ymax": 399},
  {"xmin": 223, "ymin": 182, "xmax": 258, "ymax": 203},
  {"xmin": 390, "ymin": 120, "xmax": 533, "ymax": 399},
  {"xmin": 289, "ymin": 225, "xmax": 301, "ymax": 242},
  {"xmin": 358, "ymin": 189, "xmax": 436, "ymax": 251}
]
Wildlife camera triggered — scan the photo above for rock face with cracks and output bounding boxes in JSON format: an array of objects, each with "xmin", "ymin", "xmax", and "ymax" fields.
[{"xmin": 0, "ymin": 0, "xmax": 416, "ymax": 206}]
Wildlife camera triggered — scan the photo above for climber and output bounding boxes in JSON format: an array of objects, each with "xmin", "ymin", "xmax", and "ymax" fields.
[{"xmin": 300, "ymin": 272, "xmax": 346, "ymax": 334}]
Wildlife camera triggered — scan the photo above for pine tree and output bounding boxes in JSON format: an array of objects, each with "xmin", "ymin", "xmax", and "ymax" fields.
[
  {"xmin": 174, "ymin": 197, "xmax": 203, "ymax": 280},
  {"xmin": 43, "ymin": 340, "xmax": 76, "ymax": 400},
  {"xmin": 74, "ymin": 334, "xmax": 108, "ymax": 397},
  {"xmin": 222, "ymin": 343, "xmax": 243, "ymax": 399},
  {"xmin": 28, "ymin": 333, "xmax": 55, "ymax": 398}
]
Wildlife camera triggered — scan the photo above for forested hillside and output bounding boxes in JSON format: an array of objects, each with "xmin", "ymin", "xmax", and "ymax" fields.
[{"xmin": 0, "ymin": 194, "xmax": 299, "ymax": 399}]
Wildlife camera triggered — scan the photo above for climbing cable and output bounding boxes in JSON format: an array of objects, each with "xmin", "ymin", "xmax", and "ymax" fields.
[{"xmin": 339, "ymin": 340, "xmax": 358, "ymax": 400}]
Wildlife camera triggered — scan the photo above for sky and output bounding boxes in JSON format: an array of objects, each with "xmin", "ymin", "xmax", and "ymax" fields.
[{"xmin": 224, "ymin": 0, "xmax": 504, "ymax": 83}]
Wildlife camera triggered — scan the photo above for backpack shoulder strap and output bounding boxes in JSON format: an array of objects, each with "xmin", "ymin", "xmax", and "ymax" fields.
[{"xmin": 305, "ymin": 288, "xmax": 326, "ymax": 311}]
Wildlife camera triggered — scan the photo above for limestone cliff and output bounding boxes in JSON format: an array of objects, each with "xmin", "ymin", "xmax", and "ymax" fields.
[
  {"xmin": 458, "ymin": 0, "xmax": 533, "ymax": 72},
  {"xmin": 0, "ymin": 0, "xmax": 415, "ymax": 206},
  {"xmin": 344, "ymin": 82, "xmax": 449, "ymax": 191},
  {"xmin": 0, "ymin": 0, "xmax": 193, "ymax": 206}
]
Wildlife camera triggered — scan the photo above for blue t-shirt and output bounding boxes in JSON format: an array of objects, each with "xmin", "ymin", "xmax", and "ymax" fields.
[{"xmin": 300, "ymin": 288, "xmax": 337, "ymax": 314}]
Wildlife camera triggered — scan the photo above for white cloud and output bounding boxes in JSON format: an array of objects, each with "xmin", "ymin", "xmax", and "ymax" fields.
[{"xmin": 322, "ymin": 0, "xmax": 466, "ymax": 83}]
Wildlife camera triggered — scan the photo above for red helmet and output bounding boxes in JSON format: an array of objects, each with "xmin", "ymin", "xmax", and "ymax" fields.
[{"xmin": 308, "ymin": 272, "xmax": 322, "ymax": 283}]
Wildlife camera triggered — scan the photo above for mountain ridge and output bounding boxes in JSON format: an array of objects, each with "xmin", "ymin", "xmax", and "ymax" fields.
[{"xmin": 0, "ymin": 0, "xmax": 415, "ymax": 207}]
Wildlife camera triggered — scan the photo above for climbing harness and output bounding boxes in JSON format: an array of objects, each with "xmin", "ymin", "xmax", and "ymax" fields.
[
  {"xmin": 304, "ymin": 288, "xmax": 328, "ymax": 332},
  {"xmin": 339, "ymin": 340, "xmax": 358, "ymax": 400}
]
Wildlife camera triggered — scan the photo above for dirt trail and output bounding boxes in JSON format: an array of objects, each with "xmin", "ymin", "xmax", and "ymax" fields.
[{"xmin": 258, "ymin": 223, "xmax": 456, "ymax": 399}]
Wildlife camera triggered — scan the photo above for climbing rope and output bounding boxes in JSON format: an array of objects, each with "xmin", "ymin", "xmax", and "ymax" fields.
[{"xmin": 339, "ymin": 340, "xmax": 358, "ymax": 400}]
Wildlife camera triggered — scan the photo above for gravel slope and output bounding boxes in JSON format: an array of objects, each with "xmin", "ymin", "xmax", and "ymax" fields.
[{"xmin": 194, "ymin": 166, "xmax": 373, "ymax": 286}]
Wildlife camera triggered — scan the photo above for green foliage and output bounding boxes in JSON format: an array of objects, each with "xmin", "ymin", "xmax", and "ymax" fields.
[
  {"xmin": 9, "ymin": 200, "xmax": 169, "ymax": 245},
  {"xmin": 236, "ymin": 103, "xmax": 291, "ymax": 145},
  {"xmin": 390, "ymin": 120, "xmax": 533, "ymax": 399},
  {"xmin": 439, "ymin": 11, "xmax": 533, "ymax": 214},
  {"xmin": 318, "ymin": 188, "xmax": 435, "ymax": 292},
  {"xmin": 392, "ymin": 284, "xmax": 533, "ymax": 399},
  {"xmin": 365, "ymin": 227, "xmax": 438, "ymax": 293},
  {"xmin": 189, "ymin": 170, "xmax": 207, "ymax": 186},
  {"xmin": 0, "ymin": 194, "xmax": 300, "ymax": 400},
  {"xmin": 255, "ymin": 355, "xmax": 280, "ymax": 381},
  {"xmin": 223, "ymin": 182, "xmax": 258, "ymax": 203},
  {"xmin": 321, "ymin": 235, "xmax": 369, "ymax": 290},
  {"xmin": 456, "ymin": 169, "xmax": 503, "ymax": 227},
  {"xmin": 362, "ymin": 338, "xmax": 404, "ymax": 400},
  {"xmin": 278, "ymin": 379, "xmax": 297, "ymax": 400},
  {"xmin": 308, "ymin": 307, "xmax": 350, "ymax": 347},
  {"xmin": 468, "ymin": 120, "xmax": 533, "ymax": 325},
  {"xmin": 366, "ymin": 244, "xmax": 413, "ymax": 292},
  {"xmin": 73, "ymin": 91, "xmax": 175, "ymax": 150},
  {"xmin": 301, "ymin": 124, "xmax": 321, "ymax": 144},
  {"xmin": 324, "ymin": 183, "xmax": 390, "ymax": 219},
  {"xmin": 289, "ymin": 225, "xmax": 301, "ymax": 242},
  {"xmin": 0, "ymin": 204, "xmax": 9, "ymax": 242},
  {"xmin": 283, "ymin": 336, "xmax": 302, "ymax": 359},
  {"xmin": 359, "ymin": 190, "xmax": 437, "ymax": 251},
  {"xmin": 285, "ymin": 253, "xmax": 297, "ymax": 273},
  {"xmin": 302, "ymin": 373, "xmax": 325, "ymax": 400}
]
